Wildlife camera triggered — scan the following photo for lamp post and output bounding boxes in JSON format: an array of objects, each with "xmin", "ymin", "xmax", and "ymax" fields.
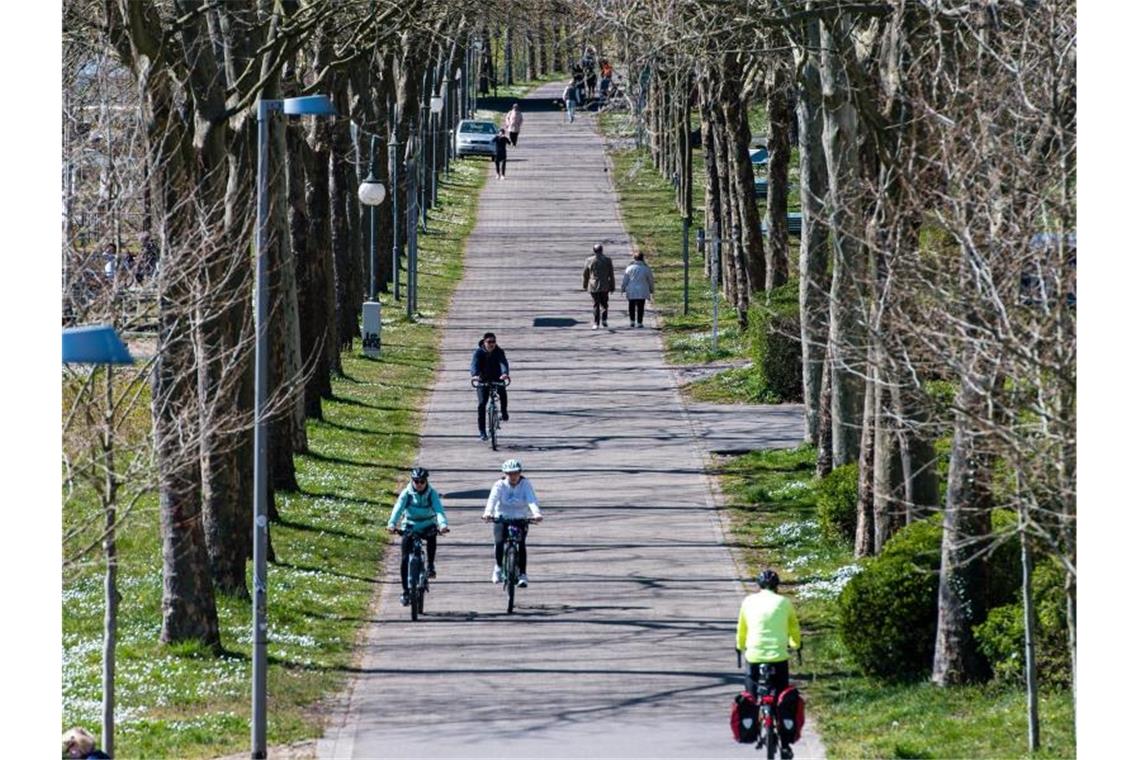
[
  {"xmin": 253, "ymin": 93, "xmax": 334, "ymax": 760},
  {"xmin": 358, "ymin": 137, "xmax": 387, "ymax": 359}
]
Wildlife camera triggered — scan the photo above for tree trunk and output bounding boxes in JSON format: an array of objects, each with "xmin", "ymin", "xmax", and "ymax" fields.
[
  {"xmin": 872, "ymin": 365, "xmax": 900, "ymax": 552},
  {"xmin": 796, "ymin": 18, "xmax": 829, "ymax": 443},
  {"xmin": 816, "ymin": 352, "xmax": 833, "ymax": 478},
  {"xmin": 699, "ymin": 71, "xmax": 722, "ymax": 280},
  {"xmin": 720, "ymin": 52, "xmax": 765, "ymax": 302},
  {"xmin": 820, "ymin": 11, "xmax": 866, "ymax": 467},
  {"xmin": 765, "ymin": 50, "xmax": 792, "ymax": 291},
  {"xmin": 932, "ymin": 375, "xmax": 993, "ymax": 685},
  {"xmin": 853, "ymin": 357, "xmax": 876, "ymax": 557},
  {"xmin": 101, "ymin": 368, "xmax": 119, "ymax": 758}
]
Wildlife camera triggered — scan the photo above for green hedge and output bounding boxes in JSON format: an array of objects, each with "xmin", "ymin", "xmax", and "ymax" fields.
[
  {"xmin": 837, "ymin": 511, "xmax": 1023, "ymax": 681},
  {"xmin": 746, "ymin": 282, "xmax": 802, "ymax": 402},
  {"xmin": 817, "ymin": 463, "xmax": 858, "ymax": 546},
  {"xmin": 974, "ymin": 557, "xmax": 1072, "ymax": 687}
]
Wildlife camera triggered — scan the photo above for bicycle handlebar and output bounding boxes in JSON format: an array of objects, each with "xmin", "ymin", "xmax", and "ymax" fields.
[
  {"xmin": 471, "ymin": 377, "xmax": 511, "ymax": 388},
  {"xmin": 489, "ymin": 516, "xmax": 539, "ymax": 524},
  {"xmin": 399, "ymin": 525, "xmax": 442, "ymax": 537}
]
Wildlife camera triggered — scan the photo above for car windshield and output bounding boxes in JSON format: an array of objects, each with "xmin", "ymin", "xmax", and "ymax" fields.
[{"xmin": 460, "ymin": 122, "xmax": 497, "ymax": 134}]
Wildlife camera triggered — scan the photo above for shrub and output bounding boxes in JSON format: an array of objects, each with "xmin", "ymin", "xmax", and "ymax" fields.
[
  {"xmin": 974, "ymin": 557, "xmax": 1071, "ymax": 687},
  {"xmin": 838, "ymin": 516, "xmax": 942, "ymax": 680},
  {"xmin": 817, "ymin": 464, "xmax": 859, "ymax": 546},
  {"xmin": 746, "ymin": 283, "xmax": 802, "ymax": 402},
  {"xmin": 836, "ymin": 512, "xmax": 1022, "ymax": 681}
]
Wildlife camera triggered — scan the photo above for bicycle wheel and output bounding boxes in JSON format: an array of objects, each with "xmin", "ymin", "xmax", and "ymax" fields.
[
  {"xmin": 765, "ymin": 717, "xmax": 778, "ymax": 760},
  {"xmin": 489, "ymin": 404, "xmax": 499, "ymax": 451},
  {"xmin": 503, "ymin": 544, "xmax": 517, "ymax": 614},
  {"xmin": 408, "ymin": 555, "xmax": 423, "ymax": 621}
]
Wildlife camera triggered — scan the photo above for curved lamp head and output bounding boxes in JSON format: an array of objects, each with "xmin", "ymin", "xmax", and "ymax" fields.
[
  {"xmin": 63, "ymin": 324, "xmax": 133, "ymax": 364},
  {"xmin": 283, "ymin": 95, "xmax": 336, "ymax": 116},
  {"xmin": 430, "ymin": 95, "xmax": 444, "ymax": 114},
  {"xmin": 357, "ymin": 178, "xmax": 386, "ymax": 206}
]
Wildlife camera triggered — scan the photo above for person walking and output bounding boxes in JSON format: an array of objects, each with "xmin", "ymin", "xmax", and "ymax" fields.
[
  {"xmin": 583, "ymin": 243, "xmax": 615, "ymax": 329},
  {"xmin": 504, "ymin": 103, "xmax": 524, "ymax": 146},
  {"xmin": 621, "ymin": 251, "xmax": 655, "ymax": 328},
  {"xmin": 562, "ymin": 80, "xmax": 579, "ymax": 123},
  {"xmin": 492, "ymin": 128, "xmax": 510, "ymax": 180}
]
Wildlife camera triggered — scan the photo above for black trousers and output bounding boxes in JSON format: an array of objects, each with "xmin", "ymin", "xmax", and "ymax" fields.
[
  {"xmin": 508, "ymin": 131, "xmax": 519, "ymax": 146},
  {"xmin": 400, "ymin": 532, "xmax": 437, "ymax": 592},
  {"xmin": 627, "ymin": 299, "xmax": 646, "ymax": 324},
  {"xmin": 493, "ymin": 521, "xmax": 529, "ymax": 573},
  {"xmin": 494, "ymin": 155, "xmax": 506, "ymax": 176},
  {"xmin": 476, "ymin": 383, "xmax": 508, "ymax": 434},
  {"xmin": 591, "ymin": 291, "xmax": 610, "ymax": 324}
]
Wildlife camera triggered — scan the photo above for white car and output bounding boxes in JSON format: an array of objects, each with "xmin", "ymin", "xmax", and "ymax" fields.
[{"xmin": 456, "ymin": 120, "xmax": 499, "ymax": 158}]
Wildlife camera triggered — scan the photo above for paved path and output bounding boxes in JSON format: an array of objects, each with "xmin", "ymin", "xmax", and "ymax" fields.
[{"xmin": 319, "ymin": 82, "xmax": 823, "ymax": 759}]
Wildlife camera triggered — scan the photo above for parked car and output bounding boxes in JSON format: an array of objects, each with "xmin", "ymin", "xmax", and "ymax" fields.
[
  {"xmin": 456, "ymin": 120, "xmax": 498, "ymax": 158},
  {"xmin": 749, "ymin": 147, "xmax": 769, "ymax": 166}
]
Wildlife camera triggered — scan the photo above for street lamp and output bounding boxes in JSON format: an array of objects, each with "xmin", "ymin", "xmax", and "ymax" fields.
[
  {"xmin": 430, "ymin": 93, "xmax": 443, "ymax": 206},
  {"xmin": 253, "ymin": 92, "xmax": 334, "ymax": 760},
  {"xmin": 357, "ymin": 142, "xmax": 387, "ymax": 360}
]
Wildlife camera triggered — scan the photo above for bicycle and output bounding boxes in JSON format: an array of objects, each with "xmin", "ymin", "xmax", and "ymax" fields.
[
  {"xmin": 471, "ymin": 376, "xmax": 510, "ymax": 451},
  {"xmin": 401, "ymin": 525, "xmax": 440, "ymax": 621},
  {"xmin": 738, "ymin": 649, "xmax": 802, "ymax": 759},
  {"xmin": 493, "ymin": 516, "xmax": 536, "ymax": 614}
]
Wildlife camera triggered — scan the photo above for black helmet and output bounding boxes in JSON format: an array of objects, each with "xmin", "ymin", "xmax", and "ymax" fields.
[
  {"xmin": 757, "ymin": 569, "xmax": 780, "ymax": 590},
  {"xmin": 410, "ymin": 467, "xmax": 429, "ymax": 481},
  {"xmin": 593, "ymin": 243, "xmax": 604, "ymax": 253}
]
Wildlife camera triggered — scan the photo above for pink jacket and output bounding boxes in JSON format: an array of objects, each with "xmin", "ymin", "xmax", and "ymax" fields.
[{"xmin": 505, "ymin": 109, "xmax": 523, "ymax": 131}]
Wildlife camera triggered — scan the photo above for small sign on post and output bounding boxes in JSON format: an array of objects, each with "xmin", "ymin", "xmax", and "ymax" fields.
[{"xmin": 362, "ymin": 301, "xmax": 381, "ymax": 358}]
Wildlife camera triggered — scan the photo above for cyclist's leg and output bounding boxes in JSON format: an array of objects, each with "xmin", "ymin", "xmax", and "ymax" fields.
[
  {"xmin": 498, "ymin": 385, "xmax": 508, "ymax": 418},
  {"xmin": 426, "ymin": 533, "xmax": 437, "ymax": 569},
  {"xmin": 400, "ymin": 534, "xmax": 414, "ymax": 592},
  {"xmin": 517, "ymin": 523, "xmax": 529, "ymax": 573},
  {"xmin": 476, "ymin": 385, "xmax": 489, "ymax": 435},
  {"xmin": 493, "ymin": 522, "xmax": 506, "ymax": 568},
  {"xmin": 746, "ymin": 662, "xmax": 761, "ymax": 699}
]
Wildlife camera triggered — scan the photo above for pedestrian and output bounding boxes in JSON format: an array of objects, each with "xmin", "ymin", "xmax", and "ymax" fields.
[
  {"xmin": 101, "ymin": 242, "xmax": 118, "ymax": 283},
  {"xmin": 582, "ymin": 243, "xmax": 615, "ymax": 329},
  {"xmin": 586, "ymin": 68, "xmax": 598, "ymax": 101},
  {"xmin": 621, "ymin": 251, "xmax": 655, "ymax": 328},
  {"xmin": 492, "ymin": 128, "xmax": 510, "ymax": 180},
  {"xmin": 470, "ymin": 332, "xmax": 510, "ymax": 440},
  {"xmin": 562, "ymin": 80, "xmax": 578, "ymax": 123},
  {"xmin": 504, "ymin": 103, "xmax": 524, "ymax": 146},
  {"xmin": 62, "ymin": 727, "xmax": 111, "ymax": 759}
]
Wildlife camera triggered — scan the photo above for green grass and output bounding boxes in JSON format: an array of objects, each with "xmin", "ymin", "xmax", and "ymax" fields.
[
  {"xmin": 61, "ymin": 155, "xmax": 488, "ymax": 758},
  {"xmin": 718, "ymin": 446, "xmax": 1076, "ymax": 759}
]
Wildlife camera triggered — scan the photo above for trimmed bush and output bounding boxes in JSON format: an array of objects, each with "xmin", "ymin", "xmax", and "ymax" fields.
[
  {"xmin": 837, "ymin": 511, "xmax": 1022, "ymax": 681},
  {"xmin": 974, "ymin": 558, "xmax": 1071, "ymax": 687},
  {"xmin": 746, "ymin": 282, "xmax": 802, "ymax": 402},
  {"xmin": 817, "ymin": 463, "xmax": 858, "ymax": 546},
  {"xmin": 838, "ymin": 516, "xmax": 942, "ymax": 680}
]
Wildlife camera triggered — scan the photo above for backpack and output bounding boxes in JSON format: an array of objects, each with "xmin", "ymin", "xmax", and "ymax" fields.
[
  {"xmin": 776, "ymin": 686, "xmax": 805, "ymax": 744},
  {"xmin": 730, "ymin": 690, "xmax": 760, "ymax": 743}
]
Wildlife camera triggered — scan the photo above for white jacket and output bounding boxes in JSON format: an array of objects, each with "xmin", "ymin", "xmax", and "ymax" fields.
[
  {"xmin": 483, "ymin": 476, "xmax": 542, "ymax": 520},
  {"xmin": 621, "ymin": 260, "xmax": 655, "ymax": 300}
]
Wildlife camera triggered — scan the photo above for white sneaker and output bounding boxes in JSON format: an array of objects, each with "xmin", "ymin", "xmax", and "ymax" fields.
[
  {"xmin": 492, "ymin": 566, "xmax": 503, "ymax": 583},
  {"xmin": 517, "ymin": 573, "xmax": 529, "ymax": 587},
  {"xmin": 592, "ymin": 323, "xmax": 599, "ymax": 330}
]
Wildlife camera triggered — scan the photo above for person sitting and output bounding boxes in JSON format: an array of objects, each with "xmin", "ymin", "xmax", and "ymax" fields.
[
  {"xmin": 62, "ymin": 727, "xmax": 110, "ymax": 759},
  {"xmin": 481, "ymin": 459, "xmax": 543, "ymax": 586},
  {"xmin": 386, "ymin": 467, "xmax": 449, "ymax": 606}
]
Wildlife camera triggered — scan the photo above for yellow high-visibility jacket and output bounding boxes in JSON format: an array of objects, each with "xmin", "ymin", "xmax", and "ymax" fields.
[{"xmin": 736, "ymin": 589, "xmax": 801, "ymax": 663}]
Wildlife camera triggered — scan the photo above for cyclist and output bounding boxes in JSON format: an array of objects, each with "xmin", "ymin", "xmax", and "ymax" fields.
[
  {"xmin": 736, "ymin": 569, "xmax": 801, "ymax": 758},
  {"xmin": 481, "ymin": 459, "xmax": 543, "ymax": 586},
  {"xmin": 386, "ymin": 467, "xmax": 450, "ymax": 606},
  {"xmin": 470, "ymin": 332, "xmax": 510, "ymax": 441}
]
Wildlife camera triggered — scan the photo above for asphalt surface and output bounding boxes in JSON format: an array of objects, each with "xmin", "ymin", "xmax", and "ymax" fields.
[{"xmin": 318, "ymin": 81, "xmax": 824, "ymax": 760}]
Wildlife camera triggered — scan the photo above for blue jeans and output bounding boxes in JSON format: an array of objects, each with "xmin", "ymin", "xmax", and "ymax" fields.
[{"xmin": 566, "ymin": 99, "xmax": 576, "ymax": 123}]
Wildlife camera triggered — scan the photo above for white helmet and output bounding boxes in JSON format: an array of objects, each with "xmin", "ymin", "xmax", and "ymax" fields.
[{"xmin": 501, "ymin": 459, "xmax": 523, "ymax": 473}]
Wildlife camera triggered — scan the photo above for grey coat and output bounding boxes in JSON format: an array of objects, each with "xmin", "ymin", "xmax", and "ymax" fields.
[
  {"xmin": 583, "ymin": 253, "xmax": 615, "ymax": 293},
  {"xmin": 621, "ymin": 260, "xmax": 655, "ymax": 300}
]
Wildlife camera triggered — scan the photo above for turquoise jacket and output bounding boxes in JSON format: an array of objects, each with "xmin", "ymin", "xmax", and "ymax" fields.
[{"xmin": 387, "ymin": 484, "xmax": 448, "ymax": 533}]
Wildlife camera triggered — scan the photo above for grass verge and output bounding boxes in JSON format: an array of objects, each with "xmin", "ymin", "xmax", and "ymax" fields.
[
  {"xmin": 719, "ymin": 446, "xmax": 1076, "ymax": 759},
  {"xmin": 61, "ymin": 151, "xmax": 488, "ymax": 758}
]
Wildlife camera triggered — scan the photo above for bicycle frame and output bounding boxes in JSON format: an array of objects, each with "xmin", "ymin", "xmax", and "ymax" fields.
[
  {"xmin": 493, "ymin": 516, "xmax": 533, "ymax": 614},
  {"xmin": 402, "ymin": 525, "xmax": 438, "ymax": 621}
]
